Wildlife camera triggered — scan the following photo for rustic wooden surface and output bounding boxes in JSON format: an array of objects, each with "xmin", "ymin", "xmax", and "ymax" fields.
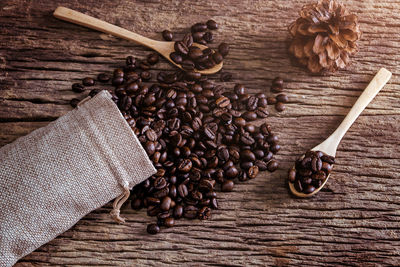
[{"xmin": 1, "ymin": 0, "xmax": 400, "ymax": 266}]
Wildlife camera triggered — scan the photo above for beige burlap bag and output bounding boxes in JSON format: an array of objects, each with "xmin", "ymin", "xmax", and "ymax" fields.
[{"xmin": 0, "ymin": 90, "xmax": 156, "ymax": 267}]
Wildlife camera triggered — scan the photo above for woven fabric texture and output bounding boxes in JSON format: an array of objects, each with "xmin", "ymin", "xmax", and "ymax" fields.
[{"xmin": 0, "ymin": 90, "xmax": 156, "ymax": 267}]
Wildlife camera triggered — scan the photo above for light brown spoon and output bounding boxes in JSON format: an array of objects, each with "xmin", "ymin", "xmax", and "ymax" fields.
[
  {"xmin": 289, "ymin": 68, "xmax": 392, "ymax": 197},
  {"xmin": 53, "ymin": 7, "xmax": 223, "ymax": 74}
]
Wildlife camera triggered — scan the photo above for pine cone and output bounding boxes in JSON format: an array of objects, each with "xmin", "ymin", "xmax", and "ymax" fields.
[{"xmin": 288, "ymin": 0, "xmax": 361, "ymax": 73}]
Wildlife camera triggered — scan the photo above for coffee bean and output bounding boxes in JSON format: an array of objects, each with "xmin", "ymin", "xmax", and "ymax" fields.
[
  {"xmin": 221, "ymin": 180, "xmax": 234, "ymax": 192},
  {"xmin": 162, "ymin": 30, "xmax": 173, "ymax": 41},
  {"xmin": 147, "ymin": 53, "xmax": 159, "ymax": 65},
  {"xmin": 247, "ymin": 96, "xmax": 258, "ymax": 111},
  {"xmin": 276, "ymin": 94, "xmax": 288, "ymax": 103},
  {"xmin": 147, "ymin": 223, "xmax": 160, "ymax": 234},
  {"xmin": 215, "ymin": 96, "xmax": 230, "ymax": 108},
  {"xmin": 191, "ymin": 22, "xmax": 207, "ymax": 32},
  {"xmin": 255, "ymin": 107, "xmax": 269, "ymax": 118},
  {"xmin": 203, "ymin": 31, "xmax": 213, "ymax": 43},
  {"xmin": 321, "ymin": 155, "xmax": 335, "ymax": 164},
  {"xmin": 70, "ymin": 98, "xmax": 80, "ymax": 108},
  {"xmin": 198, "ymin": 206, "xmax": 211, "ymax": 220},
  {"xmin": 275, "ymin": 102, "xmax": 286, "ymax": 112},
  {"xmin": 242, "ymin": 111, "xmax": 257, "ymax": 121},
  {"xmin": 188, "ymin": 46, "xmax": 203, "ymax": 60},
  {"xmin": 192, "ymin": 31, "xmax": 205, "ymax": 42},
  {"xmin": 184, "ymin": 205, "xmax": 198, "ymax": 219},
  {"xmin": 248, "ymin": 165, "xmax": 259, "ymax": 179},
  {"xmin": 170, "ymin": 52, "xmax": 183, "ymax": 64},
  {"xmin": 212, "ymin": 52, "xmax": 223, "ymax": 64},
  {"xmin": 72, "ymin": 83, "xmax": 85, "ymax": 93},
  {"xmin": 174, "ymin": 41, "xmax": 189, "ymax": 55},
  {"xmin": 206, "ymin": 19, "xmax": 218, "ymax": 30},
  {"xmin": 178, "ymin": 184, "xmax": 188, "ymax": 198},
  {"xmin": 118, "ymin": 95, "xmax": 132, "ymax": 111},
  {"xmin": 82, "ymin": 77, "xmax": 95, "ymax": 86},
  {"xmin": 218, "ymin": 42, "xmax": 229, "ymax": 57},
  {"xmin": 173, "ymin": 205, "xmax": 183, "ymax": 218},
  {"xmin": 97, "ymin": 73, "xmax": 110, "ymax": 83},
  {"xmin": 271, "ymin": 77, "xmax": 284, "ymax": 93},
  {"xmin": 160, "ymin": 196, "xmax": 172, "ymax": 211},
  {"xmin": 164, "ymin": 217, "xmax": 175, "ymax": 227},
  {"xmin": 267, "ymin": 160, "xmax": 279, "ymax": 172}
]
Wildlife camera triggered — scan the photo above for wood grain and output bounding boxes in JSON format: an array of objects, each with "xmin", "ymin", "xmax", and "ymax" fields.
[{"xmin": 1, "ymin": 0, "xmax": 400, "ymax": 266}]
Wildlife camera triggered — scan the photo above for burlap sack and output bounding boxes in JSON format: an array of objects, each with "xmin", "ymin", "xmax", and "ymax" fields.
[{"xmin": 0, "ymin": 90, "xmax": 156, "ymax": 267}]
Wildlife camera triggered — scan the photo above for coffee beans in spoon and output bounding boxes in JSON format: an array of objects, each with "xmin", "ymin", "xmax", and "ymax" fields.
[{"xmin": 288, "ymin": 150, "xmax": 334, "ymax": 194}]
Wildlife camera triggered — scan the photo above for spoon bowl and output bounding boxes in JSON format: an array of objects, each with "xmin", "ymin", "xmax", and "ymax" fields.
[
  {"xmin": 53, "ymin": 7, "xmax": 223, "ymax": 74},
  {"xmin": 289, "ymin": 68, "xmax": 392, "ymax": 197}
]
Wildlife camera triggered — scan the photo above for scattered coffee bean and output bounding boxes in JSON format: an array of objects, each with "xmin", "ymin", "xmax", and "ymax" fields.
[
  {"xmin": 276, "ymin": 94, "xmax": 288, "ymax": 103},
  {"xmin": 147, "ymin": 53, "xmax": 159, "ymax": 65},
  {"xmin": 220, "ymin": 72, "xmax": 233, "ymax": 82},
  {"xmin": 162, "ymin": 30, "xmax": 173, "ymax": 41},
  {"xmin": 97, "ymin": 73, "xmax": 110, "ymax": 83},
  {"xmin": 271, "ymin": 77, "xmax": 284, "ymax": 93},
  {"xmin": 147, "ymin": 223, "xmax": 160, "ymax": 234},
  {"xmin": 82, "ymin": 77, "xmax": 95, "ymax": 86},
  {"xmin": 275, "ymin": 102, "xmax": 286, "ymax": 112},
  {"xmin": 206, "ymin": 19, "xmax": 218, "ymax": 30},
  {"xmin": 221, "ymin": 180, "xmax": 234, "ymax": 192},
  {"xmin": 72, "ymin": 83, "xmax": 85, "ymax": 93},
  {"xmin": 70, "ymin": 98, "xmax": 80, "ymax": 108}
]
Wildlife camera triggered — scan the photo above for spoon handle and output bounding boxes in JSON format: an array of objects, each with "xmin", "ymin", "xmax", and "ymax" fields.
[
  {"xmin": 53, "ymin": 7, "xmax": 163, "ymax": 50},
  {"xmin": 317, "ymin": 68, "xmax": 392, "ymax": 156}
]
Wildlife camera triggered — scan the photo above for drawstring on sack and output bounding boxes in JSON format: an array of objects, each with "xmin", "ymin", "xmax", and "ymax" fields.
[{"xmin": 110, "ymin": 181, "xmax": 130, "ymax": 223}]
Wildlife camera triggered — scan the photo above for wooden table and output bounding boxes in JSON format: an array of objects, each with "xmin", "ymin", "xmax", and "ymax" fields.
[{"xmin": 1, "ymin": 0, "xmax": 400, "ymax": 266}]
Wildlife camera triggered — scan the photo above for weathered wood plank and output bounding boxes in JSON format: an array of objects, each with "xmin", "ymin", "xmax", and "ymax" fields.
[{"xmin": 1, "ymin": 0, "xmax": 400, "ymax": 266}]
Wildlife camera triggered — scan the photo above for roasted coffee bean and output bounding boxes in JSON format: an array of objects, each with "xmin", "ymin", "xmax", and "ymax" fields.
[
  {"xmin": 255, "ymin": 107, "xmax": 269, "ymax": 118},
  {"xmin": 181, "ymin": 59, "xmax": 195, "ymax": 71},
  {"xmin": 174, "ymin": 41, "xmax": 189, "ymax": 55},
  {"xmin": 206, "ymin": 19, "xmax": 218, "ymax": 30},
  {"xmin": 72, "ymin": 83, "xmax": 85, "ymax": 93},
  {"xmin": 198, "ymin": 206, "xmax": 211, "ymax": 220},
  {"xmin": 192, "ymin": 31, "xmax": 205, "ymax": 41},
  {"xmin": 267, "ymin": 160, "xmax": 279, "ymax": 172},
  {"xmin": 125, "ymin": 56, "xmax": 136, "ymax": 68},
  {"xmin": 164, "ymin": 217, "xmax": 175, "ymax": 227},
  {"xmin": 147, "ymin": 223, "xmax": 160, "ymax": 234},
  {"xmin": 246, "ymin": 96, "xmax": 258, "ymax": 111},
  {"xmin": 275, "ymin": 102, "xmax": 286, "ymax": 112},
  {"xmin": 82, "ymin": 77, "xmax": 95, "ymax": 86},
  {"xmin": 184, "ymin": 205, "xmax": 198, "ymax": 219},
  {"xmin": 276, "ymin": 94, "xmax": 288, "ymax": 103},
  {"xmin": 321, "ymin": 155, "xmax": 335, "ymax": 164},
  {"xmin": 97, "ymin": 73, "xmax": 110, "ymax": 83},
  {"xmin": 70, "ymin": 98, "xmax": 80, "ymax": 108},
  {"xmin": 162, "ymin": 30, "xmax": 173, "ymax": 41},
  {"xmin": 218, "ymin": 42, "xmax": 229, "ymax": 57},
  {"xmin": 170, "ymin": 52, "xmax": 183, "ymax": 64},
  {"xmin": 248, "ymin": 166, "xmax": 259, "ymax": 179},
  {"xmin": 212, "ymin": 52, "xmax": 223, "ymax": 64},
  {"xmin": 267, "ymin": 96, "xmax": 277, "ymax": 105},
  {"xmin": 160, "ymin": 196, "xmax": 172, "ymax": 211},
  {"xmin": 242, "ymin": 111, "xmax": 257, "ymax": 121},
  {"xmin": 147, "ymin": 53, "xmax": 159, "ymax": 65},
  {"xmin": 322, "ymin": 162, "xmax": 333, "ymax": 172},
  {"xmin": 220, "ymin": 72, "xmax": 232, "ymax": 82},
  {"xmin": 118, "ymin": 95, "xmax": 132, "ymax": 111},
  {"xmin": 178, "ymin": 184, "xmax": 189, "ymax": 198},
  {"xmin": 271, "ymin": 77, "xmax": 284, "ymax": 92},
  {"xmin": 203, "ymin": 31, "xmax": 213, "ymax": 43},
  {"xmin": 191, "ymin": 22, "xmax": 207, "ymax": 32},
  {"xmin": 188, "ymin": 46, "xmax": 203, "ymax": 60},
  {"xmin": 221, "ymin": 180, "xmax": 234, "ymax": 192}
]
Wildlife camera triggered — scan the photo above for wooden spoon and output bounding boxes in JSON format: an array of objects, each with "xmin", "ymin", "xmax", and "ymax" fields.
[
  {"xmin": 53, "ymin": 6, "xmax": 223, "ymax": 74},
  {"xmin": 289, "ymin": 68, "xmax": 392, "ymax": 197}
]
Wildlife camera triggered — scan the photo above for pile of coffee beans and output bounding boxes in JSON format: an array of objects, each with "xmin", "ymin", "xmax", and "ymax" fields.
[
  {"xmin": 288, "ymin": 150, "xmax": 334, "ymax": 194},
  {"xmin": 69, "ymin": 20, "xmax": 284, "ymax": 234}
]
